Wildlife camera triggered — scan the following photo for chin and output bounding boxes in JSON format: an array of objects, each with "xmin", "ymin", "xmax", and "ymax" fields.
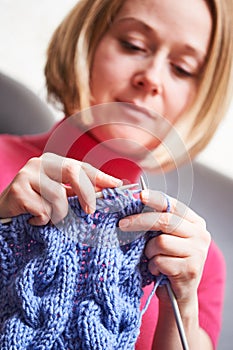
[{"xmin": 102, "ymin": 137, "xmax": 158, "ymax": 160}]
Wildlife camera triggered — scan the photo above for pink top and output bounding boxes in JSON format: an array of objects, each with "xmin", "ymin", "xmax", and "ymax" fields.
[{"xmin": 0, "ymin": 119, "xmax": 226, "ymax": 349}]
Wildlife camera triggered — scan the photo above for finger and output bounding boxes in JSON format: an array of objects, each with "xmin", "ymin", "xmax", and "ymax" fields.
[
  {"xmin": 145, "ymin": 234, "xmax": 191, "ymax": 259},
  {"xmin": 41, "ymin": 153, "xmax": 122, "ymax": 189},
  {"xmin": 32, "ymin": 173, "xmax": 70, "ymax": 223},
  {"xmin": 140, "ymin": 190, "xmax": 204, "ymax": 225},
  {"xmin": 72, "ymin": 167, "xmax": 97, "ymax": 214},
  {"xmin": 17, "ymin": 187, "xmax": 52, "ymax": 226},
  {"xmin": 0, "ymin": 177, "xmax": 52, "ymax": 225},
  {"xmin": 148, "ymin": 255, "xmax": 203, "ymax": 286},
  {"xmin": 62, "ymin": 184, "xmax": 76, "ymax": 197},
  {"xmin": 148, "ymin": 255, "xmax": 201, "ymax": 301},
  {"xmin": 140, "ymin": 190, "xmax": 171, "ymax": 212},
  {"xmin": 81, "ymin": 162, "xmax": 123, "ymax": 189},
  {"xmin": 119, "ymin": 211, "xmax": 190, "ymax": 236},
  {"xmin": 41, "ymin": 153, "xmax": 122, "ymax": 213},
  {"xmin": 148, "ymin": 255, "xmax": 189, "ymax": 280},
  {"xmin": 27, "ymin": 198, "xmax": 52, "ymax": 226},
  {"xmin": 40, "ymin": 154, "xmax": 97, "ymax": 213},
  {"xmin": 28, "ymin": 201, "xmax": 52, "ymax": 226}
]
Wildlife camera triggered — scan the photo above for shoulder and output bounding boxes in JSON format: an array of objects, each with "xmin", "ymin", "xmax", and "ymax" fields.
[{"xmin": 0, "ymin": 133, "xmax": 42, "ymax": 192}]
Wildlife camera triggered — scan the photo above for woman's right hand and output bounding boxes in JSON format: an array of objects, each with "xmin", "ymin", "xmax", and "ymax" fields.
[{"xmin": 0, "ymin": 152, "xmax": 122, "ymax": 225}]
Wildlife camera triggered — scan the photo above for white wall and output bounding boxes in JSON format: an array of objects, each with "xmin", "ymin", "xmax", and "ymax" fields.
[
  {"xmin": 0, "ymin": 0, "xmax": 77, "ymax": 97},
  {"xmin": 0, "ymin": 0, "xmax": 232, "ymax": 178}
]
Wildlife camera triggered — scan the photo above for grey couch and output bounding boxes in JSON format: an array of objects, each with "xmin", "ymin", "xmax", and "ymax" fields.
[
  {"xmin": 0, "ymin": 71, "xmax": 55, "ymax": 134},
  {"xmin": 0, "ymin": 71, "xmax": 232, "ymax": 349}
]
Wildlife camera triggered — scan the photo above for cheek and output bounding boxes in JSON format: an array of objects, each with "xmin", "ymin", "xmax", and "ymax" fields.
[
  {"xmin": 91, "ymin": 47, "xmax": 122, "ymax": 97},
  {"xmin": 166, "ymin": 81, "xmax": 197, "ymax": 122}
]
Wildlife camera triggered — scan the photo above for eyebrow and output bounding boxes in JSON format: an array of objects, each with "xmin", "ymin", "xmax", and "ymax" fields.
[
  {"xmin": 114, "ymin": 16, "xmax": 207, "ymax": 63},
  {"xmin": 114, "ymin": 16, "xmax": 154, "ymax": 34},
  {"xmin": 180, "ymin": 44, "xmax": 207, "ymax": 64}
]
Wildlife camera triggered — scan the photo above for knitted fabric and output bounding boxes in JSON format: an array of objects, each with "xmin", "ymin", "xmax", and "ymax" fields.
[{"xmin": 0, "ymin": 188, "xmax": 160, "ymax": 350}]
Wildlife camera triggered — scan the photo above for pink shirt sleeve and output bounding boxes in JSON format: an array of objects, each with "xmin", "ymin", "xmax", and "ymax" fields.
[
  {"xmin": 198, "ymin": 240, "xmax": 226, "ymax": 349},
  {"xmin": 0, "ymin": 134, "xmax": 43, "ymax": 192},
  {"xmin": 136, "ymin": 240, "xmax": 226, "ymax": 349}
]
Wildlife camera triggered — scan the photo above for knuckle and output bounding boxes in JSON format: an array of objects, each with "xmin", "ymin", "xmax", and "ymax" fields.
[
  {"xmin": 38, "ymin": 184, "xmax": 66, "ymax": 210},
  {"xmin": 156, "ymin": 234, "xmax": 168, "ymax": 250},
  {"xmin": 81, "ymin": 161, "xmax": 92, "ymax": 171},
  {"xmin": 8, "ymin": 180, "xmax": 22, "ymax": 197},
  {"xmin": 203, "ymin": 229, "xmax": 211, "ymax": 246},
  {"xmin": 8, "ymin": 181, "xmax": 29, "ymax": 207},
  {"xmin": 152, "ymin": 254, "xmax": 163, "ymax": 271},
  {"xmin": 23, "ymin": 198, "xmax": 41, "ymax": 215},
  {"xmin": 199, "ymin": 226, "xmax": 211, "ymax": 246},
  {"xmin": 199, "ymin": 217, "xmax": 207, "ymax": 229},
  {"xmin": 26, "ymin": 156, "xmax": 41, "ymax": 169},
  {"xmin": 136, "ymin": 213, "xmax": 146, "ymax": 228},
  {"xmin": 80, "ymin": 161, "xmax": 95, "ymax": 174},
  {"xmin": 95, "ymin": 170, "xmax": 106, "ymax": 182},
  {"xmin": 41, "ymin": 152, "xmax": 53, "ymax": 158},
  {"xmin": 38, "ymin": 212, "xmax": 51, "ymax": 225},
  {"xmin": 169, "ymin": 198, "xmax": 177, "ymax": 212},
  {"xmin": 64, "ymin": 159, "xmax": 80, "ymax": 177},
  {"xmin": 50, "ymin": 186, "xmax": 67, "ymax": 205},
  {"xmin": 52, "ymin": 185, "xmax": 67, "ymax": 202},
  {"xmin": 148, "ymin": 259, "xmax": 159, "ymax": 275},
  {"xmin": 158, "ymin": 213, "xmax": 172, "ymax": 233},
  {"xmin": 187, "ymin": 262, "xmax": 200, "ymax": 280},
  {"xmin": 40, "ymin": 152, "xmax": 57, "ymax": 162}
]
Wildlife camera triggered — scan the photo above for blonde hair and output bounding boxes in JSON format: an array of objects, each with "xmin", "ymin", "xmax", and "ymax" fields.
[
  {"xmin": 45, "ymin": 0, "xmax": 124, "ymax": 114},
  {"xmin": 45, "ymin": 0, "xmax": 233, "ymax": 170}
]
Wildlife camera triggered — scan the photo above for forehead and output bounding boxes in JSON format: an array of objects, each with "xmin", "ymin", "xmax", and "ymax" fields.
[
  {"xmin": 115, "ymin": 0, "xmax": 212, "ymax": 50},
  {"xmin": 116, "ymin": 0, "xmax": 212, "ymax": 22}
]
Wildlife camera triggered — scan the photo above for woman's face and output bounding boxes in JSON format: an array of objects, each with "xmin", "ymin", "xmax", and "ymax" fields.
[{"xmin": 89, "ymin": 0, "xmax": 212, "ymax": 157}]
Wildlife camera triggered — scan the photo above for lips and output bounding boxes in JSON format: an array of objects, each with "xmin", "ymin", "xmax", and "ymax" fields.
[
  {"xmin": 115, "ymin": 99, "xmax": 159, "ymax": 122},
  {"xmin": 112, "ymin": 100, "xmax": 169, "ymax": 140}
]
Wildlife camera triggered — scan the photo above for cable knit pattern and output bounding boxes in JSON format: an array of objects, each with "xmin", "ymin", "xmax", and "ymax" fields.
[{"xmin": 0, "ymin": 188, "xmax": 158, "ymax": 350}]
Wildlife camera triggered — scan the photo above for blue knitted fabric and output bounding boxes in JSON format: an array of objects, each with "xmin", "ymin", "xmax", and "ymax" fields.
[{"xmin": 0, "ymin": 188, "xmax": 159, "ymax": 350}]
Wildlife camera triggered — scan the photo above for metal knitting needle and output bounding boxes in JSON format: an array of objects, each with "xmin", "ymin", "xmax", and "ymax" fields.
[
  {"xmin": 166, "ymin": 282, "xmax": 189, "ymax": 350},
  {"xmin": 95, "ymin": 183, "xmax": 139, "ymax": 198},
  {"xmin": 0, "ymin": 217, "xmax": 12, "ymax": 224},
  {"xmin": 0, "ymin": 183, "xmax": 139, "ymax": 224},
  {"xmin": 140, "ymin": 175, "xmax": 189, "ymax": 350}
]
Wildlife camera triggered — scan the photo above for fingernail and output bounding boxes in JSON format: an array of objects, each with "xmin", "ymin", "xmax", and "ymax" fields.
[
  {"xmin": 86, "ymin": 205, "xmax": 96, "ymax": 214},
  {"xmin": 119, "ymin": 219, "xmax": 130, "ymax": 228},
  {"xmin": 140, "ymin": 190, "xmax": 149, "ymax": 203},
  {"xmin": 112, "ymin": 178, "xmax": 123, "ymax": 186}
]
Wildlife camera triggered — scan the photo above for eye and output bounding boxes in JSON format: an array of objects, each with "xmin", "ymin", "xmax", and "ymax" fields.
[
  {"xmin": 171, "ymin": 63, "xmax": 195, "ymax": 78},
  {"xmin": 120, "ymin": 40, "xmax": 146, "ymax": 53}
]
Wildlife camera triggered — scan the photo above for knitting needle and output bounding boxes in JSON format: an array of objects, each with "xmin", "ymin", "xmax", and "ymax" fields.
[
  {"xmin": 0, "ymin": 183, "xmax": 139, "ymax": 225},
  {"xmin": 95, "ymin": 183, "xmax": 139, "ymax": 198},
  {"xmin": 139, "ymin": 175, "xmax": 190, "ymax": 350},
  {"xmin": 0, "ymin": 217, "xmax": 12, "ymax": 224},
  {"xmin": 166, "ymin": 281, "xmax": 190, "ymax": 350}
]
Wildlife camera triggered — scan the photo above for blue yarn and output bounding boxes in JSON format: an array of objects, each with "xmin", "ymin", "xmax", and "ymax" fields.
[{"xmin": 0, "ymin": 188, "xmax": 161, "ymax": 349}]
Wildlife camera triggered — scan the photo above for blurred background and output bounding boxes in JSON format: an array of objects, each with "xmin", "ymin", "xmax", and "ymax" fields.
[{"xmin": 0, "ymin": 0, "xmax": 232, "ymax": 179}]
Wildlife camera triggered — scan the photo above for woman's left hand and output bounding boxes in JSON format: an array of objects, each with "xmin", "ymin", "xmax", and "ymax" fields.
[{"xmin": 119, "ymin": 189, "xmax": 211, "ymax": 307}]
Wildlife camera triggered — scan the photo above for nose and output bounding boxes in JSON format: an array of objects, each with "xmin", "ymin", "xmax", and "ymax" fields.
[{"xmin": 132, "ymin": 53, "xmax": 165, "ymax": 96}]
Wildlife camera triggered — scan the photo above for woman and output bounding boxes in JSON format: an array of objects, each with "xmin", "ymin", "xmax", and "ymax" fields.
[{"xmin": 0, "ymin": 0, "xmax": 232, "ymax": 348}]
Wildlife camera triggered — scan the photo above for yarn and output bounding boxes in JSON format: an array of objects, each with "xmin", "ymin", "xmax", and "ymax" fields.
[{"xmin": 0, "ymin": 187, "xmax": 162, "ymax": 350}]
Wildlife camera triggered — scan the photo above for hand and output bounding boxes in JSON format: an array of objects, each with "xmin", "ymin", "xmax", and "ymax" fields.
[
  {"xmin": 119, "ymin": 189, "xmax": 211, "ymax": 306},
  {"xmin": 0, "ymin": 152, "xmax": 122, "ymax": 225}
]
